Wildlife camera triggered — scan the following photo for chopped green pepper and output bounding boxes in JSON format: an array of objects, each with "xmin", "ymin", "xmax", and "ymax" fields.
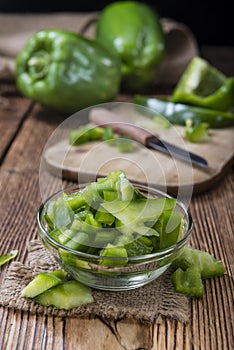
[
  {"xmin": 21, "ymin": 269, "xmax": 94, "ymax": 309},
  {"xmin": 115, "ymin": 137, "xmax": 133, "ymax": 153},
  {"xmin": 35, "ymin": 280, "xmax": 94, "ymax": 310},
  {"xmin": 185, "ymin": 119, "xmax": 210, "ymax": 143},
  {"xmin": 102, "ymin": 127, "xmax": 115, "ymax": 144},
  {"xmin": 69, "ymin": 126, "xmax": 105, "ymax": 146},
  {"xmin": 16, "ymin": 29, "xmax": 121, "ymax": 114},
  {"xmin": 124, "ymin": 237, "xmax": 153, "ymax": 257},
  {"xmin": 21, "ymin": 272, "xmax": 63, "ymax": 298},
  {"xmin": 96, "ymin": 1, "xmax": 165, "ymax": 91},
  {"xmin": 134, "ymin": 95, "xmax": 234, "ymax": 128},
  {"xmin": 172, "ymin": 266, "xmax": 204, "ymax": 298},
  {"xmin": 171, "ymin": 56, "xmax": 234, "ymax": 111},
  {"xmin": 159, "ymin": 212, "xmax": 183, "ymax": 249},
  {"xmin": 171, "ymin": 247, "xmax": 226, "ymax": 297},
  {"xmin": 44, "ymin": 171, "xmax": 183, "ymax": 263},
  {"xmin": 0, "ymin": 250, "xmax": 18, "ymax": 267},
  {"xmin": 100, "ymin": 244, "xmax": 128, "ymax": 267}
]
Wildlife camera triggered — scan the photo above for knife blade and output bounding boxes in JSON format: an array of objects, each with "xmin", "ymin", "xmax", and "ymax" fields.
[{"xmin": 89, "ymin": 108, "xmax": 208, "ymax": 168}]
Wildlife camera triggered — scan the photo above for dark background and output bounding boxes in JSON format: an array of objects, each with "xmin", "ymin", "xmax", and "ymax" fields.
[{"xmin": 0, "ymin": 0, "xmax": 233, "ymax": 46}]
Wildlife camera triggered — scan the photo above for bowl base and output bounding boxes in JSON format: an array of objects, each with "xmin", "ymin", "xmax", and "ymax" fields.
[{"xmin": 64, "ymin": 264, "xmax": 170, "ymax": 291}]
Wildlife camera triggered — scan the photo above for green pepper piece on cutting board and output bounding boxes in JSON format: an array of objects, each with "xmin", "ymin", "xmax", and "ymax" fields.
[
  {"xmin": 95, "ymin": 1, "xmax": 165, "ymax": 91},
  {"xmin": 69, "ymin": 126, "xmax": 105, "ymax": 146},
  {"xmin": 185, "ymin": 119, "xmax": 210, "ymax": 143},
  {"xmin": 171, "ymin": 56, "xmax": 234, "ymax": 111},
  {"xmin": 134, "ymin": 95, "xmax": 234, "ymax": 128},
  {"xmin": 16, "ymin": 29, "xmax": 121, "ymax": 114}
]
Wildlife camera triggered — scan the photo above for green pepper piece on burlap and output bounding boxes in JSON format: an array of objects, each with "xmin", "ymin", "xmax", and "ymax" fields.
[{"xmin": 171, "ymin": 56, "xmax": 234, "ymax": 111}]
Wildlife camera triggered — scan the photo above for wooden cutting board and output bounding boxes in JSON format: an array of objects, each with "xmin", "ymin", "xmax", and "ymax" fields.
[{"xmin": 43, "ymin": 104, "xmax": 234, "ymax": 196}]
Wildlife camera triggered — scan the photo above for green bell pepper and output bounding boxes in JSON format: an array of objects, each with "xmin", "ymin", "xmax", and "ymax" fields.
[
  {"xmin": 134, "ymin": 95, "xmax": 234, "ymax": 128},
  {"xmin": 95, "ymin": 1, "xmax": 166, "ymax": 91},
  {"xmin": 171, "ymin": 56, "xmax": 234, "ymax": 111},
  {"xmin": 16, "ymin": 30, "xmax": 121, "ymax": 114}
]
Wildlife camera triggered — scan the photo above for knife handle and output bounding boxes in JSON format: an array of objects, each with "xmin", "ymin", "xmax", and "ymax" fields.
[{"xmin": 89, "ymin": 108, "xmax": 155, "ymax": 146}]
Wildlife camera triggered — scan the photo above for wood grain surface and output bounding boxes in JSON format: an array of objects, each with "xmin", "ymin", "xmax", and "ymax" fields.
[{"xmin": 0, "ymin": 47, "xmax": 234, "ymax": 350}]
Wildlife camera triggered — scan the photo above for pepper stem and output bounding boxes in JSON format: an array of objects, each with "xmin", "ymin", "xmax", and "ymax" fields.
[{"xmin": 27, "ymin": 50, "xmax": 50, "ymax": 79}]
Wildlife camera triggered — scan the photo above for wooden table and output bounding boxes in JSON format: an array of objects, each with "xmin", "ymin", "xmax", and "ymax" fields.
[{"xmin": 0, "ymin": 46, "xmax": 233, "ymax": 350}]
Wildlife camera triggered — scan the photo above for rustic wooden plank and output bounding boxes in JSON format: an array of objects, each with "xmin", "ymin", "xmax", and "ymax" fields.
[
  {"xmin": 0, "ymin": 102, "xmax": 66, "ymax": 258},
  {"xmin": 22, "ymin": 313, "xmax": 38, "ymax": 349},
  {"xmin": 114, "ymin": 319, "xmax": 153, "ymax": 349},
  {"xmin": 64, "ymin": 318, "xmax": 124, "ymax": 350},
  {"xmin": 53, "ymin": 317, "xmax": 65, "ymax": 349},
  {"xmin": 31, "ymin": 315, "xmax": 48, "ymax": 350},
  {"xmin": 165, "ymin": 320, "xmax": 176, "ymax": 350},
  {"xmin": 157, "ymin": 319, "xmax": 167, "ymax": 349},
  {"xmin": 0, "ymin": 96, "xmax": 32, "ymax": 162},
  {"xmin": 0, "ymin": 308, "xmax": 9, "ymax": 349},
  {"xmin": 188, "ymin": 174, "xmax": 234, "ymax": 350}
]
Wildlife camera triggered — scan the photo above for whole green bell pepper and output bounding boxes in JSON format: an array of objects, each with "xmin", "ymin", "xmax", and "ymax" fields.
[
  {"xmin": 95, "ymin": 1, "xmax": 166, "ymax": 92},
  {"xmin": 171, "ymin": 56, "xmax": 234, "ymax": 111},
  {"xmin": 134, "ymin": 95, "xmax": 234, "ymax": 128},
  {"xmin": 16, "ymin": 30, "xmax": 121, "ymax": 114}
]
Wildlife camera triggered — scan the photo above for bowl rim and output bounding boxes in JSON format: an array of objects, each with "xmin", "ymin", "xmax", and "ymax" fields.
[{"xmin": 37, "ymin": 183, "xmax": 193, "ymax": 262}]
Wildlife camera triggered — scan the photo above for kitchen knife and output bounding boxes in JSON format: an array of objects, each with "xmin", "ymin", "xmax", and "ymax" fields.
[{"xmin": 89, "ymin": 107, "xmax": 208, "ymax": 168}]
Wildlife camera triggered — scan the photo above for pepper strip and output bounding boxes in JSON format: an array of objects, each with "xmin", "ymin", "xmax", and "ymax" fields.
[{"xmin": 134, "ymin": 95, "xmax": 234, "ymax": 128}]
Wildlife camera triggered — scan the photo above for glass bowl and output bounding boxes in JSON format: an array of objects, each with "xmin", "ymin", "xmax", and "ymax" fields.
[{"xmin": 37, "ymin": 183, "xmax": 193, "ymax": 291}]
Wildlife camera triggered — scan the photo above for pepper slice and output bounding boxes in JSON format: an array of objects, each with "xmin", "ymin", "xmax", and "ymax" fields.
[
  {"xmin": 35, "ymin": 280, "xmax": 94, "ymax": 310},
  {"xmin": 172, "ymin": 266, "xmax": 204, "ymax": 298},
  {"xmin": 185, "ymin": 119, "xmax": 210, "ymax": 143},
  {"xmin": 171, "ymin": 246, "xmax": 225, "ymax": 297},
  {"xmin": 69, "ymin": 126, "xmax": 105, "ymax": 146},
  {"xmin": 0, "ymin": 250, "xmax": 18, "ymax": 267},
  {"xmin": 171, "ymin": 56, "xmax": 234, "ymax": 111},
  {"xmin": 171, "ymin": 247, "xmax": 226, "ymax": 277},
  {"xmin": 134, "ymin": 95, "xmax": 234, "ymax": 128}
]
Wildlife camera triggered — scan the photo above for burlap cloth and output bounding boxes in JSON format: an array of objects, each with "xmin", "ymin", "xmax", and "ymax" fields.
[
  {"xmin": 0, "ymin": 240, "xmax": 189, "ymax": 323},
  {"xmin": 0, "ymin": 12, "xmax": 198, "ymax": 84}
]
